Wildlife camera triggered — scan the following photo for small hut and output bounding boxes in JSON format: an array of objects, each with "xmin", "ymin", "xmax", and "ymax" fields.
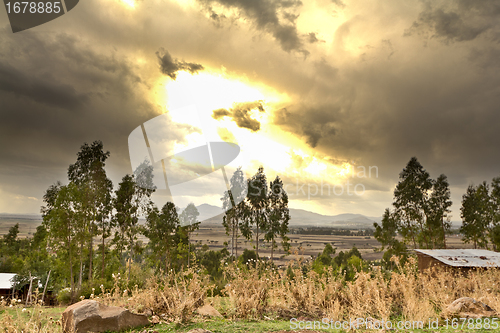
[
  {"xmin": 0, "ymin": 273, "xmax": 16, "ymax": 299},
  {"xmin": 415, "ymin": 249, "xmax": 500, "ymax": 273}
]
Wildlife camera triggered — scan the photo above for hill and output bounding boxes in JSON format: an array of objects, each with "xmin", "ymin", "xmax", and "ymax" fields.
[{"xmin": 197, "ymin": 204, "xmax": 381, "ymax": 229}]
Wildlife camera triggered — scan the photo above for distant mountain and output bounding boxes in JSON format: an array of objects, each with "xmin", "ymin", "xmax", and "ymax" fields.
[
  {"xmin": 0, "ymin": 213, "xmax": 42, "ymax": 220},
  {"xmin": 196, "ymin": 204, "xmax": 381, "ymax": 229},
  {"xmin": 196, "ymin": 203, "xmax": 225, "ymax": 222}
]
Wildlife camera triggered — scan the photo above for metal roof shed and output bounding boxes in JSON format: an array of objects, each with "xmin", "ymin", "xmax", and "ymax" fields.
[
  {"xmin": 0, "ymin": 273, "xmax": 16, "ymax": 298},
  {"xmin": 415, "ymin": 249, "xmax": 500, "ymax": 272},
  {"xmin": 0, "ymin": 273, "xmax": 16, "ymax": 290}
]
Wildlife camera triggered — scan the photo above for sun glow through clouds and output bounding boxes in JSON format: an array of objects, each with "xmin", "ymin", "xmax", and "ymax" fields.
[
  {"xmin": 121, "ymin": 0, "xmax": 135, "ymax": 8},
  {"xmin": 160, "ymin": 70, "xmax": 355, "ymax": 206}
]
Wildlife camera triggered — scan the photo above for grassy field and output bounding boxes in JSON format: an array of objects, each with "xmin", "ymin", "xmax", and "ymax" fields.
[
  {"xmin": 1, "ymin": 306, "xmax": 499, "ymax": 332},
  {"xmin": 0, "ymin": 216, "xmax": 472, "ymax": 266}
]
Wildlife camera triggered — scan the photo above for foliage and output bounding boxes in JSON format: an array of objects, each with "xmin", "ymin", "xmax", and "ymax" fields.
[
  {"xmin": 374, "ymin": 157, "xmax": 452, "ymax": 269},
  {"xmin": 221, "ymin": 167, "xmax": 247, "ymax": 259},
  {"xmin": 241, "ymin": 167, "xmax": 290, "ymax": 262},
  {"xmin": 460, "ymin": 182, "xmax": 494, "ymax": 249}
]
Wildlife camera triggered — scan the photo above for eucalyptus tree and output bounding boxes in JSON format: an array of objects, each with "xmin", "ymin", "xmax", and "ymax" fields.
[
  {"xmin": 179, "ymin": 203, "xmax": 200, "ymax": 267},
  {"xmin": 374, "ymin": 208, "xmax": 407, "ymax": 267},
  {"xmin": 245, "ymin": 167, "xmax": 269, "ymax": 260},
  {"xmin": 113, "ymin": 173, "xmax": 154, "ymax": 278},
  {"xmin": 376, "ymin": 157, "xmax": 453, "ymax": 252},
  {"xmin": 460, "ymin": 182, "xmax": 493, "ymax": 249},
  {"xmin": 393, "ymin": 157, "xmax": 433, "ymax": 249},
  {"xmin": 41, "ymin": 182, "xmax": 79, "ymax": 301},
  {"xmin": 265, "ymin": 176, "xmax": 290, "ymax": 261},
  {"xmin": 144, "ymin": 202, "xmax": 180, "ymax": 271},
  {"xmin": 427, "ymin": 174, "xmax": 452, "ymax": 248},
  {"xmin": 221, "ymin": 167, "xmax": 247, "ymax": 259},
  {"xmin": 491, "ymin": 177, "xmax": 500, "ymax": 250},
  {"xmin": 67, "ymin": 140, "xmax": 112, "ymax": 281}
]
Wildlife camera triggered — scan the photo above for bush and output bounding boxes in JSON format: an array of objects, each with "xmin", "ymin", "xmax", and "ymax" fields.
[{"xmin": 56, "ymin": 288, "xmax": 72, "ymax": 305}]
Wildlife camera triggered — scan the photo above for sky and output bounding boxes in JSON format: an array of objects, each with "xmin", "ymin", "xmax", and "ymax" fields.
[{"xmin": 1, "ymin": 0, "xmax": 499, "ymax": 218}]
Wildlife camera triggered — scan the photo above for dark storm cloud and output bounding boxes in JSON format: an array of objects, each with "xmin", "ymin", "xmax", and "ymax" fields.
[
  {"xmin": 156, "ymin": 48, "xmax": 204, "ymax": 79},
  {"xmin": 274, "ymin": 106, "xmax": 338, "ymax": 148},
  {"xmin": 0, "ymin": 29, "xmax": 189, "ymax": 212},
  {"xmin": 212, "ymin": 101, "xmax": 264, "ymax": 132},
  {"xmin": 0, "ymin": 62, "xmax": 88, "ymax": 109},
  {"xmin": 197, "ymin": 0, "xmax": 308, "ymax": 54},
  {"xmin": 405, "ymin": 0, "xmax": 500, "ymax": 42}
]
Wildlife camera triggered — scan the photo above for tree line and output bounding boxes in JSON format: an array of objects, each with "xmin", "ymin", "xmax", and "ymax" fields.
[
  {"xmin": 374, "ymin": 157, "xmax": 500, "ymax": 267},
  {"xmin": 0, "ymin": 141, "xmax": 291, "ymax": 302}
]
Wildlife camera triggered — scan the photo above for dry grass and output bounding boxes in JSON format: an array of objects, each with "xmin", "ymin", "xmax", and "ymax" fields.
[
  {"xmin": 2, "ymin": 258, "xmax": 500, "ymax": 331},
  {"xmin": 215, "ymin": 256, "xmax": 500, "ymax": 323},
  {"xmin": 0, "ymin": 290, "xmax": 63, "ymax": 333}
]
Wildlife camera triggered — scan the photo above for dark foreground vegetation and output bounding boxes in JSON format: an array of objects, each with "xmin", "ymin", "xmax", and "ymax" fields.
[{"xmin": 2, "ymin": 141, "xmax": 500, "ymax": 332}]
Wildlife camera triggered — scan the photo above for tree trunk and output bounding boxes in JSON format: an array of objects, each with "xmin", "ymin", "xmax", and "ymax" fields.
[
  {"xmin": 69, "ymin": 239, "xmax": 75, "ymax": 303},
  {"xmin": 235, "ymin": 223, "xmax": 238, "ymax": 259},
  {"xmin": 42, "ymin": 270, "xmax": 51, "ymax": 305},
  {"xmin": 187, "ymin": 229, "xmax": 190, "ymax": 268},
  {"xmin": 166, "ymin": 247, "xmax": 171, "ymax": 273},
  {"xmin": 271, "ymin": 238, "xmax": 275, "ymax": 262},
  {"xmin": 441, "ymin": 217, "xmax": 447, "ymax": 249},
  {"xmin": 88, "ymin": 220, "xmax": 93, "ymax": 282},
  {"xmin": 128, "ymin": 243, "xmax": 134, "ymax": 282},
  {"xmin": 102, "ymin": 229, "xmax": 106, "ymax": 279},
  {"xmin": 25, "ymin": 272, "xmax": 32, "ymax": 306},
  {"xmin": 256, "ymin": 224, "xmax": 259, "ymax": 265},
  {"xmin": 232, "ymin": 216, "xmax": 236, "ymax": 260},
  {"xmin": 78, "ymin": 242, "xmax": 83, "ymax": 291}
]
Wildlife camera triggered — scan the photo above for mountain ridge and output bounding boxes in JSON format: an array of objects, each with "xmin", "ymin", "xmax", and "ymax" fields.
[{"xmin": 196, "ymin": 203, "xmax": 381, "ymax": 229}]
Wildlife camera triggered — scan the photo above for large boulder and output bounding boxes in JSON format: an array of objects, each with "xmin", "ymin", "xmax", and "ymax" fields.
[
  {"xmin": 444, "ymin": 297, "xmax": 496, "ymax": 319},
  {"xmin": 196, "ymin": 304, "xmax": 222, "ymax": 318},
  {"xmin": 62, "ymin": 299, "xmax": 150, "ymax": 333}
]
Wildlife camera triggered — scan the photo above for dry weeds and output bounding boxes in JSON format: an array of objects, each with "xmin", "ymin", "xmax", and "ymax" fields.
[{"xmin": 2, "ymin": 257, "xmax": 500, "ymax": 331}]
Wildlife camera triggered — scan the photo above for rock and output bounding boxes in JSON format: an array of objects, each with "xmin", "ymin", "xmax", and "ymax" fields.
[
  {"xmin": 444, "ymin": 297, "xmax": 496, "ymax": 319},
  {"xmin": 143, "ymin": 308, "xmax": 153, "ymax": 317},
  {"xmin": 62, "ymin": 299, "xmax": 150, "ymax": 333},
  {"xmin": 196, "ymin": 304, "xmax": 222, "ymax": 318},
  {"xmin": 151, "ymin": 315, "xmax": 160, "ymax": 324},
  {"xmin": 186, "ymin": 329, "xmax": 213, "ymax": 333}
]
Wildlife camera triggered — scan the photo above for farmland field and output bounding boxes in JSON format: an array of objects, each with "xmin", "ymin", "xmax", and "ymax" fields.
[{"xmin": 0, "ymin": 214, "xmax": 473, "ymax": 266}]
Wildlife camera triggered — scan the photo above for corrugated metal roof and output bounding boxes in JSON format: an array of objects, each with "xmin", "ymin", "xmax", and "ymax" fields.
[
  {"xmin": 415, "ymin": 249, "xmax": 500, "ymax": 267},
  {"xmin": 0, "ymin": 273, "xmax": 16, "ymax": 289}
]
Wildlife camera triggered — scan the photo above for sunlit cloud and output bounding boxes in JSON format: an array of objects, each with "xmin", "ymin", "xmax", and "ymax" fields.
[{"xmin": 120, "ymin": 0, "xmax": 135, "ymax": 9}]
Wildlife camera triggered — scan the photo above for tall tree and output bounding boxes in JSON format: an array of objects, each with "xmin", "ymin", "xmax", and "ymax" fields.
[
  {"xmin": 427, "ymin": 174, "xmax": 452, "ymax": 248},
  {"xmin": 221, "ymin": 167, "xmax": 246, "ymax": 259},
  {"xmin": 490, "ymin": 177, "xmax": 500, "ymax": 250},
  {"xmin": 379, "ymin": 158, "xmax": 453, "ymax": 253},
  {"xmin": 393, "ymin": 157, "xmax": 433, "ymax": 249},
  {"xmin": 374, "ymin": 208, "xmax": 408, "ymax": 267},
  {"xmin": 41, "ymin": 182, "xmax": 79, "ymax": 301},
  {"xmin": 144, "ymin": 202, "xmax": 180, "ymax": 272},
  {"xmin": 265, "ymin": 176, "xmax": 290, "ymax": 261},
  {"xmin": 245, "ymin": 167, "xmax": 269, "ymax": 261},
  {"xmin": 67, "ymin": 140, "xmax": 112, "ymax": 281},
  {"xmin": 460, "ymin": 182, "xmax": 493, "ymax": 249},
  {"xmin": 3, "ymin": 223, "xmax": 20, "ymax": 252},
  {"xmin": 179, "ymin": 203, "xmax": 200, "ymax": 268},
  {"xmin": 113, "ymin": 174, "xmax": 153, "ymax": 279}
]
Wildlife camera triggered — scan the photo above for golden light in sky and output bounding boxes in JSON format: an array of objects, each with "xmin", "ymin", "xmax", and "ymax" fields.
[
  {"xmin": 164, "ymin": 71, "xmax": 268, "ymax": 112},
  {"xmin": 121, "ymin": 0, "xmax": 135, "ymax": 9},
  {"xmin": 161, "ymin": 69, "xmax": 359, "ymax": 215}
]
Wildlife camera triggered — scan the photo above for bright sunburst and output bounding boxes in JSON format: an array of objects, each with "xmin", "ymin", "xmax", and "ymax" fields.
[{"xmin": 121, "ymin": 0, "xmax": 135, "ymax": 8}]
